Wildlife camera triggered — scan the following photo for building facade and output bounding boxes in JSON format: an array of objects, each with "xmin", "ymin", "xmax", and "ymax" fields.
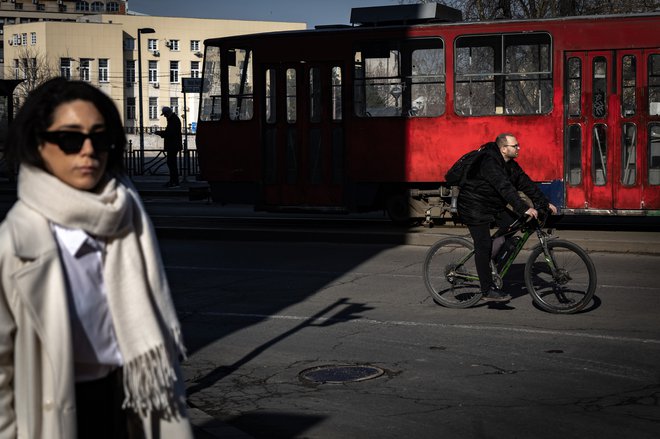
[{"xmin": 2, "ymin": 2, "xmax": 305, "ymax": 142}]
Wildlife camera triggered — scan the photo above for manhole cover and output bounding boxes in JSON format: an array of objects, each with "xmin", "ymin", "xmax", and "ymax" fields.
[{"xmin": 299, "ymin": 365, "xmax": 385, "ymax": 384}]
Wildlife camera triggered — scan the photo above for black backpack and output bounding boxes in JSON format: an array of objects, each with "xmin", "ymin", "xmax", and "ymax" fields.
[{"xmin": 444, "ymin": 147, "xmax": 486, "ymax": 187}]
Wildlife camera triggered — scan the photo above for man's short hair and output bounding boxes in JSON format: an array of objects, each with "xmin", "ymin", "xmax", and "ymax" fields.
[{"xmin": 496, "ymin": 133, "xmax": 515, "ymax": 147}]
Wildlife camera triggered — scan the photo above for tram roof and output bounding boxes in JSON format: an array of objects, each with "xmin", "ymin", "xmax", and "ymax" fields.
[{"xmin": 204, "ymin": 11, "xmax": 660, "ymax": 47}]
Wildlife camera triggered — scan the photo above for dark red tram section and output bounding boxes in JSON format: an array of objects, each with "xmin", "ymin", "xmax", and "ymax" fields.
[{"xmin": 195, "ymin": 4, "xmax": 660, "ymax": 222}]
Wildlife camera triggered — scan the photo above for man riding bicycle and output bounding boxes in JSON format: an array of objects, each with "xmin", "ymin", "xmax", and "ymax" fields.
[{"xmin": 457, "ymin": 133, "xmax": 558, "ymax": 303}]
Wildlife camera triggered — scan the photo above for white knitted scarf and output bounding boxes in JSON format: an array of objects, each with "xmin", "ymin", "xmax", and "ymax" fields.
[{"xmin": 17, "ymin": 164, "xmax": 186, "ymax": 418}]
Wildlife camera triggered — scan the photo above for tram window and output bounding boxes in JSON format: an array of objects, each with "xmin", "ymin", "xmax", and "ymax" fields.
[
  {"xmin": 309, "ymin": 67, "xmax": 321, "ymax": 123},
  {"xmin": 354, "ymin": 39, "xmax": 444, "ymax": 118},
  {"xmin": 410, "ymin": 48, "xmax": 445, "ymax": 116},
  {"xmin": 592, "ymin": 124, "xmax": 607, "ymax": 186},
  {"xmin": 286, "ymin": 68, "xmax": 297, "ymax": 123},
  {"xmin": 567, "ymin": 58, "xmax": 581, "ymax": 117},
  {"xmin": 649, "ymin": 55, "xmax": 660, "ymax": 116},
  {"xmin": 567, "ymin": 124, "xmax": 582, "ymax": 185},
  {"xmin": 265, "ymin": 68, "xmax": 276, "ymax": 124},
  {"xmin": 332, "ymin": 66, "xmax": 342, "ymax": 121},
  {"xmin": 455, "ymin": 32, "xmax": 551, "ymax": 116},
  {"xmin": 649, "ymin": 123, "xmax": 660, "ymax": 185},
  {"xmin": 592, "ymin": 57, "xmax": 607, "ymax": 118},
  {"xmin": 227, "ymin": 48, "xmax": 253, "ymax": 121},
  {"xmin": 354, "ymin": 48, "xmax": 402, "ymax": 117},
  {"xmin": 455, "ymin": 43, "xmax": 495, "ymax": 116},
  {"xmin": 621, "ymin": 123, "xmax": 637, "ymax": 186},
  {"xmin": 200, "ymin": 46, "xmax": 221, "ymax": 121},
  {"xmin": 622, "ymin": 56, "xmax": 636, "ymax": 117}
]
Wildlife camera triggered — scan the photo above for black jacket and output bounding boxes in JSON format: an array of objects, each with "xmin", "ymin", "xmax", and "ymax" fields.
[
  {"xmin": 457, "ymin": 142, "xmax": 549, "ymax": 225},
  {"xmin": 157, "ymin": 113, "xmax": 183, "ymax": 153}
]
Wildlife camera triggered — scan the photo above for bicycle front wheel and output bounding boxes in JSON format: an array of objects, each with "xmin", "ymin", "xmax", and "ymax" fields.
[
  {"xmin": 524, "ymin": 240, "xmax": 597, "ymax": 314},
  {"xmin": 423, "ymin": 237, "xmax": 483, "ymax": 308}
]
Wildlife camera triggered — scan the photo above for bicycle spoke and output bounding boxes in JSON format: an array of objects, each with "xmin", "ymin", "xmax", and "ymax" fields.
[
  {"xmin": 524, "ymin": 240, "xmax": 596, "ymax": 314},
  {"xmin": 423, "ymin": 238, "xmax": 483, "ymax": 308}
]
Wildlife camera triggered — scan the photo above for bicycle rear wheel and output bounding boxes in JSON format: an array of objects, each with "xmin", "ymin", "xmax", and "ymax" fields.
[
  {"xmin": 423, "ymin": 237, "xmax": 483, "ymax": 308},
  {"xmin": 524, "ymin": 240, "xmax": 597, "ymax": 314}
]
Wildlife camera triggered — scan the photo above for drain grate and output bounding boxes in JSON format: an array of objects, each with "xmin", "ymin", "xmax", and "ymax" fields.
[{"xmin": 299, "ymin": 364, "xmax": 385, "ymax": 384}]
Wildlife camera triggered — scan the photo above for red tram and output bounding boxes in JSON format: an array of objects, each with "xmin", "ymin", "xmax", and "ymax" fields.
[{"xmin": 195, "ymin": 4, "xmax": 660, "ymax": 222}]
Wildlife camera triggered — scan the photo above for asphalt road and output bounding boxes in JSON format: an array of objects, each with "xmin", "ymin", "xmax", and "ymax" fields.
[{"xmin": 162, "ymin": 239, "xmax": 660, "ymax": 439}]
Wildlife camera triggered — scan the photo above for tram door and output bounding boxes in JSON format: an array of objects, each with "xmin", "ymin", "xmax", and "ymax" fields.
[
  {"xmin": 262, "ymin": 62, "xmax": 345, "ymax": 208},
  {"xmin": 564, "ymin": 50, "xmax": 660, "ymax": 211}
]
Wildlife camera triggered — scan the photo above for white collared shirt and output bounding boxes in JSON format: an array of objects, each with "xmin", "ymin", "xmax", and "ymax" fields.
[{"xmin": 51, "ymin": 224, "xmax": 123, "ymax": 382}]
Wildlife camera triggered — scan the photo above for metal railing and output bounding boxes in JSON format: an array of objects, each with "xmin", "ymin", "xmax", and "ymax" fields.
[{"xmin": 123, "ymin": 148, "xmax": 199, "ymax": 178}]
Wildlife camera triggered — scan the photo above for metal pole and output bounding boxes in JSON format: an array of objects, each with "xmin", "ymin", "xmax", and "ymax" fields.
[
  {"xmin": 182, "ymin": 89, "xmax": 188, "ymax": 182},
  {"xmin": 136, "ymin": 27, "xmax": 155, "ymax": 175},
  {"xmin": 137, "ymin": 30, "xmax": 145, "ymax": 175}
]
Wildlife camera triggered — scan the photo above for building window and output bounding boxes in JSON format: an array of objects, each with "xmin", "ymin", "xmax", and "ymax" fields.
[
  {"xmin": 12, "ymin": 34, "xmax": 20, "ymax": 46},
  {"xmin": 170, "ymin": 97, "xmax": 178, "ymax": 115},
  {"xmin": 149, "ymin": 97, "xmax": 158, "ymax": 120},
  {"xmin": 124, "ymin": 37, "xmax": 135, "ymax": 51},
  {"xmin": 90, "ymin": 1, "xmax": 103, "ymax": 12},
  {"xmin": 80, "ymin": 59, "xmax": 91, "ymax": 81},
  {"xmin": 59, "ymin": 3, "xmax": 67, "ymax": 12},
  {"xmin": 60, "ymin": 58, "xmax": 71, "ymax": 80},
  {"xmin": 190, "ymin": 61, "xmax": 200, "ymax": 78},
  {"xmin": 126, "ymin": 97, "xmax": 136, "ymax": 120},
  {"xmin": 14, "ymin": 2, "xmax": 23, "ymax": 10},
  {"xmin": 76, "ymin": 1, "xmax": 89, "ymax": 12},
  {"xmin": 148, "ymin": 61, "xmax": 158, "ymax": 83},
  {"xmin": 106, "ymin": 2, "xmax": 119, "ymax": 12},
  {"xmin": 168, "ymin": 39, "xmax": 179, "ymax": 51},
  {"xmin": 147, "ymin": 39, "xmax": 158, "ymax": 51},
  {"xmin": 190, "ymin": 40, "xmax": 200, "ymax": 52},
  {"xmin": 21, "ymin": 33, "xmax": 27, "ymax": 46},
  {"xmin": 170, "ymin": 61, "xmax": 179, "ymax": 83},
  {"xmin": 30, "ymin": 32, "xmax": 36, "ymax": 45},
  {"xmin": 98, "ymin": 59, "xmax": 109, "ymax": 82},
  {"xmin": 125, "ymin": 59, "xmax": 135, "ymax": 83},
  {"xmin": 37, "ymin": 3, "xmax": 45, "ymax": 11}
]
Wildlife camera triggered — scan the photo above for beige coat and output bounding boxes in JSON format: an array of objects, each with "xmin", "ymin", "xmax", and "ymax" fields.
[{"xmin": 0, "ymin": 202, "xmax": 192, "ymax": 439}]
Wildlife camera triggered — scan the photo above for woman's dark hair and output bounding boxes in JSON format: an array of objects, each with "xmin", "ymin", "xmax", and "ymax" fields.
[{"xmin": 6, "ymin": 77, "xmax": 126, "ymax": 174}]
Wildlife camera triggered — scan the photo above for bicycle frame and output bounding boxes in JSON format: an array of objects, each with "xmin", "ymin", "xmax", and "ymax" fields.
[{"xmin": 455, "ymin": 214, "xmax": 552, "ymax": 282}]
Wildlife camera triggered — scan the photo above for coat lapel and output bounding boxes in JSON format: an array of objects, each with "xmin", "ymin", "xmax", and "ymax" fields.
[{"xmin": 7, "ymin": 203, "xmax": 74, "ymax": 387}]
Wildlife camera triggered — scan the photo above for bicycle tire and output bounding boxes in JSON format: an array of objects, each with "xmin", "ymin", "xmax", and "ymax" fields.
[
  {"xmin": 423, "ymin": 237, "xmax": 483, "ymax": 308},
  {"xmin": 524, "ymin": 240, "xmax": 597, "ymax": 314}
]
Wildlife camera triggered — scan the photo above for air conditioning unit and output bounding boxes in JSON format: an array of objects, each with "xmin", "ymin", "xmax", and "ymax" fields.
[
  {"xmin": 152, "ymin": 50, "xmax": 160, "ymax": 57},
  {"xmin": 194, "ymin": 51, "xmax": 203, "ymax": 58},
  {"xmin": 152, "ymin": 82, "xmax": 160, "ymax": 89}
]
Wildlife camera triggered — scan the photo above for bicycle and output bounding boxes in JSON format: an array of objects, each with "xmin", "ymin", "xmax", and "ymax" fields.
[{"xmin": 422, "ymin": 212, "xmax": 597, "ymax": 314}]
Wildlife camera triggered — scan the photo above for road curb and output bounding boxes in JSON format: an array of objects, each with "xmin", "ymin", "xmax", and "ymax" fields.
[{"xmin": 154, "ymin": 225, "xmax": 660, "ymax": 255}]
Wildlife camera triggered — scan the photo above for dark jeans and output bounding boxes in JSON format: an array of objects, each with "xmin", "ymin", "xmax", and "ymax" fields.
[
  {"xmin": 466, "ymin": 210, "xmax": 516, "ymax": 292},
  {"xmin": 75, "ymin": 368, "xmax": 134, "ymax": 438},
  {"xmin": 166, "ymin": 150, "xmax": 179, "ymax": 184}
]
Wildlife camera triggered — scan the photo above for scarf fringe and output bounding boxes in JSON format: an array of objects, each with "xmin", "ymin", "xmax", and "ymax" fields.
[{"xmin": 121, "ymin": 329, "xmax": 183, "ymax": 418}]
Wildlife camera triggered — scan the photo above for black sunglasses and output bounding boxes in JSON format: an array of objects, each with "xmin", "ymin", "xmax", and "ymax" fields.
[{"xmin": 40, "ymin": 131, "xmax": 115, "ymax": 154}]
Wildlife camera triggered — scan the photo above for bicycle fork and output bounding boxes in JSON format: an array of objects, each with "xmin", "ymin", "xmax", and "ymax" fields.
[{"xmin": 536, "ymin": 229, "xmax": 572, "ymax": 303}]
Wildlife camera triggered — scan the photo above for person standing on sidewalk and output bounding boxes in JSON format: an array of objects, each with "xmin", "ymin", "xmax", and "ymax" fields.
[
  {"xmin": 156, "ymin": 106, "xmax": 182, "ymax": 188},
  {"xmin": 0, "ymin": 78, "xmax": 192, "ymax": 438},
  {"xmin": 457, "ymin": 133, "xmax": 557, "ymax": 303}
]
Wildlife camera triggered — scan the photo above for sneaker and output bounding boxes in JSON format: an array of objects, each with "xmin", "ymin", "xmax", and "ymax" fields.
[{"xmin": 480, "ymin": 288, "xmax": 512, "ymax": 303}]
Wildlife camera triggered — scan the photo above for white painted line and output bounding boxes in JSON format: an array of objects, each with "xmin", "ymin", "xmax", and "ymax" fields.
[{"xmin": 184, "ymin": 311, "xmax": 660, "ymax": 345}]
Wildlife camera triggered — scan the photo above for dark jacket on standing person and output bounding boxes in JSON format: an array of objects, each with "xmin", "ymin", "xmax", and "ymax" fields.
[
  {"xmin": 457, "ymin": 142, "xmax": 550, "ymax": 225},
  {"xmin": 158, "ymin": 113, "xmax": 182, "ymax": 153}
]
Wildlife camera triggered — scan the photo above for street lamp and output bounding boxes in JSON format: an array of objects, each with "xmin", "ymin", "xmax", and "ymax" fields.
[{"xmin": 137, "ymin": 27, "xmax": 155, "ymax": 175}]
